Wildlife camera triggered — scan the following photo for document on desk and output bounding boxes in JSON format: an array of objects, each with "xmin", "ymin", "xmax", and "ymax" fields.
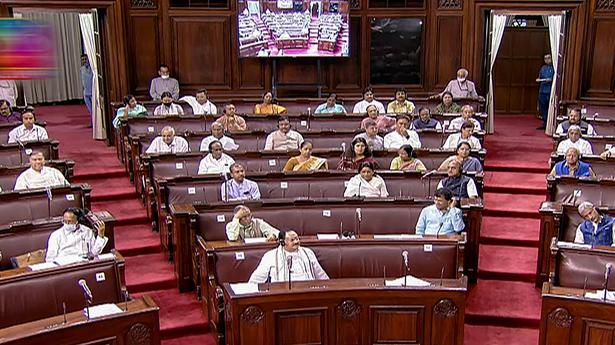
[
  {"xmin": 54, "ymin": 255, "xmax": 87, "ymax": 266},
  {"xmin": 385, "ymin": 275, "xmax": 431, "ymax": 287},
  {"xmin": 97, "ymin": 253, "xmax": 116, "ymax": 261},
  {"xmin": 317, "ymin": 234, "xmax": 339, "ymax": 240},
  {"xmin": 85, "ymin": 303, "xmax": 124, "ymax": 319},
  {"xmin": 28, "ymin": 262, "xmax": 58, "ymax": 271},
  {"xmin": 244, "ymin": 238, "xmax": 267, "ymax": 244},
  {"xmin": 373, "ymin": 234, "xmax": 423, "ymax": 240},
  {"xmin": 230, "ymin": 282, "xmax": 260, "ymax": 295},
  {"xmin": 585, "ymin": 289, "xmax": 615, "ymax": 301}
]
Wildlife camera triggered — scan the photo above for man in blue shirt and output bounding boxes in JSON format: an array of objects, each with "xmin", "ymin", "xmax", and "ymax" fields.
[
  {"xmin": 575, "ymin": 201, "xmax": 615, "ymax": 246},
  {"xmin": 80, "ymin": 54, "xmax": 93, "ymax": 115},
  {"xmin": 536, "ymin": 53, "xmax": 554, "ymax": 130},
  {"xmin": 220, "ymin": 163, "xmax": 261, "ymax": 201},
  {"xmin": 549, "ymin": 147, "xmax": 595, "ymax": 178},
  {"xmin": 415, "ymin": 188, "xmax": 465, "ymax": 236}
]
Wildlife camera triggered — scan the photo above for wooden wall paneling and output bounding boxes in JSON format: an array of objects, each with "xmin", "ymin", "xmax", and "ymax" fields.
[
  {"xmin": 276, "ymin": 59, "xmax": 319, "ymax": 85},
  {"xmin": 330, "ymin": 15, "xmax": 362, "ymax": 91},
  {"xmin": 171, "ymin": 16, "xmax": 232, "ymax": 93},
  {"xmin": 582, "ymin": 17, "xmax": 615, "ymax": 98},
  {"xmin": 274, "ymin": 308, "xmax": 327, "ymax": 344},
  {"xmin": 237, "ymin": 58, "xmax": 267, "ymax": 91},
  {"xmin": 432, "ymin": 14, "xmax": 464, "ymax": 90},
  {"xmin": 370, "ymin": 305, "xmax": 424, "ymax": 343},
  {"xmin": 128, "ymin": 13, "xmax": 161, "ymax": 94}
]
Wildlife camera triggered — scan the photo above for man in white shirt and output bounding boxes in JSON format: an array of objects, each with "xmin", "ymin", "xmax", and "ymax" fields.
[
  {"xmin": 14, "ymin": 151, "xmax": 69, "ymax": 190},
  {"xmin": 449, "ymin": 105, "xmax": 482, "ymax": 132},
  {"xmin": 352, "ymin": 87, "xmax": 385, "ymax": 114},
  {"xmin": 556, "ymin": 125, "xmax": 593, "ymax": 156},
  {"xmin": 248, "ymin": 230, "xmax": 329, "ymax": 283},
  {"xmin": 555, "ymin": 108, "xmax": 596, "ymax": 136},
  {"xmin": 200, "ymin": 122, "xmax": 238, "ymax": 151},
  {"xmin": 180, "ymin": 89, "xmax": 218, "ymax": 115},
  {"xmin": 225, "ymin": 205, "xmax": 279, "ymax": 241},
  {"xmin": 145, "ymin": 126, "xmax": 190, "ymax": 154},
  {"xmin": 46, "ymin": 208, "xmax": 108, "ymax": 263},
  {"xmin": 264, "ymin": 116, "xmax": 304, "ymax": 150},
  {"xmin": 153, "ymin": 92, "xmax": 184, "ymax": 116},
  {"xmin": 149, "ymin": 64, "xmax": 180, "ymax": 100},
  {"xmin": 384, "ymin": 115, "xmax": 421, "ymax": 150},
  {"xmin": 8, "ymin": 109, "xmax": 48, "ymax": 144},
  {"xmin": 198, "ymin": 140, "xmax": 235, "ymax": 174},
  {"xmin": 0, "ymin": 80, "xmax": 18, "ymax": 106}
]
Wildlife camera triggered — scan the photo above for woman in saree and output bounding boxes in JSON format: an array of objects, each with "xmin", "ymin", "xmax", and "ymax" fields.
[
  {"xmin": 390, "ymin": 145, "xmax": 427, "ymax": 172},
  {"xmin": 283, "ymin": 141, "xmax": 328, "ymax": 172}
]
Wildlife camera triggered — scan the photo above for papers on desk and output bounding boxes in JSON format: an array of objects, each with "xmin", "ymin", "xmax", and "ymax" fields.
[
  {"xmin": 28, "ymin": 262, "xmax": 58, "ymax": 271},
  {"xmin": 97, "ymin": 253, "xmax": 116, "ymax": 261},
  {"xmin": 230, "ymin": 282, "xmax": 260, "ymax": 295},
  {"xmin": 53, "ymin": 255, "xmax": 87, "ymax": 266},
  {"xmin": 373, "ymin": 234, "xmax": 423, "ymax": 240},
  {"xmin": 585, "ymin": 289, "xmax": 615, "ymax": 301},
  {"xmin": 317, "ymin": 234, "xmax": 339, "ymax": 240},
  {"xmin": 557, "ymin": 241, "xmax": 592, "ymax": 250},
  {"xmin": 84, "ymin": 303, "xmax": 123, "ymax": 319},
  {"xmin": 244, "ymin": 237, "xmax": 267, "ymax": 244},
  {"xmin": 385, "ymin": 275, "xmax": 431, "ymax": 287}
]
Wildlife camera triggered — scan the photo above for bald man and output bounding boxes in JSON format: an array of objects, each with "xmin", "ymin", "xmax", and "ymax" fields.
[{"xmin": 145, "ymin": 126, "xmax": 189, "ymax": 154}]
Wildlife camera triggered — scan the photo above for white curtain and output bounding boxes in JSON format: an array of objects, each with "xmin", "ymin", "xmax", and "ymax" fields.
[
  {"xmin": 546, "ymin": 15, "xmax": 563, "ymax": 136},
  {"xmin": 486, "ymin": 13, "xmax": 508, "ymax": 134},
  {"xmin": 16, "ymin": 11, "xmax": 83, "ymax": 104},
  {"xmin": 79, "ymin": 13, "xmax": 105, "ymax": 140}
]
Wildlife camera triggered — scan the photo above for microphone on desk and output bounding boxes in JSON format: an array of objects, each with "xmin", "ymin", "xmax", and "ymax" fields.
[
  {"xmin": 421, "ymin": 170, "xmax": 438, "ymax": 180},
  {"xmin": 604, "ymin": 263, "xmax": 612, "ymax": 301},
  {"xmin": 357, "ymin": 180, "xmax": 362, "ymax": 197},
  {"xmin": 287, "ymin": 256, "xmax": 293, "ymax": 290},
  {"xmin": 402, "ymin": 250, "xmax": 409, "ymax": 287},
  {"xmin": 45, "ymin": 186, "xmax": 52, "ymax": 219},
  {"xmin": 78, "ymin": 279, "xmax": 93, "ymax": 302},
  {"xmin": 356, "ymin": 208, "xmax": 362, "ymax": 235},
  {"xmin": 440, "ymin": 266, "xmax": 445, "ymax": 286}
]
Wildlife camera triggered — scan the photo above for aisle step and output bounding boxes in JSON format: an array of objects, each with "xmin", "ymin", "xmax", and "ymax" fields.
[
  {"xmin": 483, "ymin": 171, "xmax": 546, "ymax": 195},
  {"xmin": 480, "ymin": 216, "xmax": 540, "ymax": 247},
  {"xmin": 466, "ymin": 280, "xmax": 541, "ymax": 328},
  {"xmin": 478, "ymin": 245, "xmax": 537, "ymax": 282},
  {"xmin": 464, "ymin": 325, "xmax": 539, "ymax": 345},
  {"xmin": 114, "ymin": 224, "xmax": 161, "ymax": 257},
  {"xmin": 125, "ymin": 253, "xmax": 176, "ymax": 293},
  {"xmin": 92, "ymin": 199, "xmax": 149, "ymax": 225},
  {"xmin": 482, "ymin": 193, "xmax": 544, "ymax": 219}
]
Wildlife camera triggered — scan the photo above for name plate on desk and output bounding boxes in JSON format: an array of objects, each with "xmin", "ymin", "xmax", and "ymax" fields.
[{"xmin": 373, "ymin": 234, "xmax": 422, "ymax": 240}]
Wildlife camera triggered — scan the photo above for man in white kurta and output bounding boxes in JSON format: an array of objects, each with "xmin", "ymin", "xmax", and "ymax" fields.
[
  {"xmin": 180, "ymin": 89, "xmax": 217, "ymax": 115},
  {"xmin": 249, "ymin": 230, "xmax": 329, "ymax": 283},
  {"xmin": 443, "ymin": 121, "xmax": 482, "ymax": 150},
  {"xmin": 8, "ymin": 111, "xmax": 48, "ymax": 144},
  {"xmin": 225, "ymin": 205, "xmax": 279, "ymax": 241},
  {"xmin": 145, "ymin": 126, "xmax": 189, "ymax": 154},
  {"xmin": 14, "ymin": 152, "xmax": 69, "ymax": 190},
  {"xmin": 0, "ymin": 80, "xmax": 18, "ymax": 106},
  {"xmin": 200, "ymin": 122, "xmax": 238, "ymax": 151},
  {"xmin": 264, "ymin": 117, "xmax": 303, "ymax": 150},
  {"xmin": 46, "ymin": 208, "xmax": 108, "ymax": 263},
  {"xmin": 352, "ymin": 88, "xmax": 385, "ymax": 114},
  {"xmin": 556, "ymin": 125, "xmax": 593, "ymax": 156},
  {"xmin": 383, "ymin": 115, "xmax": 421, "ymax": 150},
  {"xmin": 198, "ymin": 141, "xmax": 235, "ymax": 174}
]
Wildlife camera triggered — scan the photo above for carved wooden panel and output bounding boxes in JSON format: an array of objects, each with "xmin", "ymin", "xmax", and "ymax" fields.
[
  {"xmin": 336, "ymin": 300, "xmax": 362, "ymax": 345},
  {"xmin": 239, "ymin": 305, "xmax": 266, "ymax": 345},
  {"xmin": 432, "ymin": 299, "xmax": 459, "ymax": 345},
  {"xmin": 128, "ymin": 15, "xmax": 160, "ymax": 94},
  {"xmin": 596, "ymin": 0, "xmax": 615, "ymax": 11},
  {"xmin": 172, "ymin": 16, "xmax": 232, "ymax": 90},
  {"xmin": 438, "ymin": 0, "xmax": 462, "ymax": 10},
  {"xmin": 131, "ymin": 0, "xmax": 156, "ymax": 9},
  {"xmin": 434, "ymin": 16, "xmax": 462, "ymax": 89},
  {"xmin": 127, "ymin": 323, "xmax": 152, "ymax": 345},
  {"xmin": 582, "ymin": 319, "xmax": 615, "ymax": 345},
  {"xmin": 583, "ymin": 19, "xmax": 615, "ymax": 97},
  {"xmin": 330, "ymin": 16, "xmax": 362, "ymax": 90},
  {"xmin": 275, "ymin": 308, "xmax": 326, "ymax": 344},
  {"xmin": 370, "ymin": 305, "xmax": 424, "ymax": 344},
  {"xmin": 544, "ymin": 307, "xmax": 573, "ymax": 345}
]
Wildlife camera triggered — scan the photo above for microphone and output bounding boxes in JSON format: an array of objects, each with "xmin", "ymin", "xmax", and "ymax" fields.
[
  {"xmin": 604, "ymin": 263, "xmax": 612, "ymax": 301},
  {"xmin": 341, "ymin": 142, "xmax": 346, "ymax": 153},
  {"xmin": 357, "ymin": 180, "xmax": 362, "ymax": 197},
  {"xmin": 436, "ymin": 221, "xmax": 444, "ymax": 238},
  {"xmin": 356, "ymin": 207, "xmax": 362, "ymax": 222},
  {"xmin": 78, "ymin": 279, "xmax": 93, "ymax": 302},
  {"xmin": 287, "ymin": 256, "xmax": 293, "ymax": 290},
  {"xmin": 402, "ymin": 250, "xmax": 409, "ymax": 286},
  {"xmin": 356, "ymin": 207, "xmax": 362, "ymax": 235},
  {"xmin": 421, "ymin": 170, "xmax": 438, "ymax": 180}
]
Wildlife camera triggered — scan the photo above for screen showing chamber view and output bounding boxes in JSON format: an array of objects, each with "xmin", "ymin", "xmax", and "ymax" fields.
[{"xmin": 237, "ymin": 0, "xmax": 350, "ymax": 57}]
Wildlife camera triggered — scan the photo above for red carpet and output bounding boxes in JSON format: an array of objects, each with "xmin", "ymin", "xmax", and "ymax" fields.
[
  {"xmin": 38, "ymin": 105, "xmax": 548, "ymax": 345},
  {"xmin": 464, "ymin": 114, "xmax": 550, "ymax": 344},
  {"xmin": 36, "ymin": 105, "xmax": 211, "ymax": 343}
]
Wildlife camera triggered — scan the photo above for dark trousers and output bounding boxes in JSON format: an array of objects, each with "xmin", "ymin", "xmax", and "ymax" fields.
[{"xmin": 538, "ymin": 92, "xmax": 550, "ymax": 126}]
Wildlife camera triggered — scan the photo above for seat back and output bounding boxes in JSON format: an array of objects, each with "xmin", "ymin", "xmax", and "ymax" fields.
[{"xmin": 555, "ymin": 248, "xmax": 615, "ymax": 290}]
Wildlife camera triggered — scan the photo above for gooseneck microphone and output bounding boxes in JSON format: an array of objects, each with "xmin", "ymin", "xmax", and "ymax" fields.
[
  {"xmin": 604, "ymin": 263, "xmax": 612, "ymax": 301},
  {"xmin": 402, "ymin": 250, "xmax": 409, "ymax": 286},
  {"xmin": 287, "ymin": 256, "xmax": 293, "ymax": 290},
  {"xmin": 78, "ymin": 279, "xmax": 93, "ymax": 302}
]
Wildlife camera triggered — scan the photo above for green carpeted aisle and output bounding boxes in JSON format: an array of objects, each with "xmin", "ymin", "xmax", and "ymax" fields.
[
  {"xmin": 464, "ymin": 115, "xmax": 552, "ymax": 344},
  {"xmin": 38, "ymin": 104, "xmax": 550, "ymax": 344}
]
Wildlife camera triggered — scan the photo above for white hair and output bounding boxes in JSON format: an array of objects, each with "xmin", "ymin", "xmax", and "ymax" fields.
[{"xmin": 577, "ymin": 201, "xmax": 594, "ymax": 215}]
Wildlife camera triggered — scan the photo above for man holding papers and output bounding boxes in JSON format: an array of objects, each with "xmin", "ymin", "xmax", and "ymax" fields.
[
  {"xmin": 415, "ymin": 188, "xmax": 465, "ymax": 236},
  {"xmin": 225, "ymin": 205, "xmax": 279, "ymax": 241},
  {"xmin": 249, "ymin": 230, "xmax": 329, "ymax": 283},
  {"xmin": 46, "ymin": 208, "xmax": 108, "ymax": 263}
]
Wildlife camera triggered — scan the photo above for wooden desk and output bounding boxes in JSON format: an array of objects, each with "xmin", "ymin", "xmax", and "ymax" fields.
[
  {"xmin": 540, "ymin": 283, "xmax": 615, "ymax": 345},
  {"xmin": 0, "ymin": 296, "xmax": 160, "ymax": 345},
  {"xmin": 222, "ymin": 277, "xmax": 466, "ymax": 345}
]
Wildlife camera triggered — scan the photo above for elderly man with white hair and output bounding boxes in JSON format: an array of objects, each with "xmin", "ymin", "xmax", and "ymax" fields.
[
  {"xmin": 225, "ymin": 205, "xmax": 279, "ymax": 241},
  {"xmin": 575, "ymin": 201, "xmax": 615, "ymax": 246},
  {"xmin": 549, "ymin": 147, "xmax": 595, "ymax": 177},
  {"xmin": 436, "ymin": 68, "xmax": 482, "ymax": 100},
  {"xmin": 556, "ymin": 125, "xmax": 593, "ymax": 156},
  {"xmin": 145, "ymin": 126, "xmax": 189, "ymax": 154}
]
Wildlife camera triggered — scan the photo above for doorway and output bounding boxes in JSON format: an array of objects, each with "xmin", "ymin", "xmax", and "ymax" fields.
[{"xmin": 493, "ymin": 22, "xmax": 549, "ymax": 114}]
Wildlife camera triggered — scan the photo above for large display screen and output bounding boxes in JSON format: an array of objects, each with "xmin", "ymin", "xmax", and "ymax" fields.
[{"xmin": 237, "ymin": 0, "xmax": 350, "ymax": 58}]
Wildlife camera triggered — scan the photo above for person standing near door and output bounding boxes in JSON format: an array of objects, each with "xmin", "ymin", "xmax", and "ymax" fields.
[
  {"xmin": 536, "ymin": 53, "xmax": 554, "ymax": 130},
  {"xmin": 80, "ymin": 54, "xmax": 93, "ymax": 116}
]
